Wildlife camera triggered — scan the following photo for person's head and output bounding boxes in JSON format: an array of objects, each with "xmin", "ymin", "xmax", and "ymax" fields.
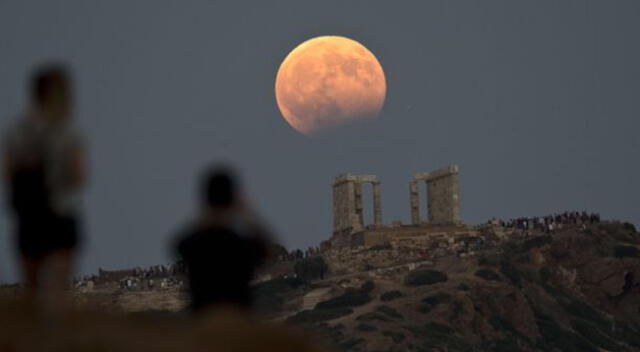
[
  {"xmin": 30, "ymin": 63, "xmax": 72, "ymax": 120},
  {"xmin": 201, "ymin": 166, "xmax": 239, "ymax": 210}
]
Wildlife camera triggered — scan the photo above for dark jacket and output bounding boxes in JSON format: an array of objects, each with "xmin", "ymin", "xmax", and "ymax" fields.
[{"xmin": 177, "ymin": 223, "xmax": 266, "ymax": 311}]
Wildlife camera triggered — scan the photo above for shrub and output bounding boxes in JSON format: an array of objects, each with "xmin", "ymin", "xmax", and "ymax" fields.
[
  {"xmin": 315, "ymin": 287, "xmax": 371, "ymax": 310},
  {"xmin": 253, "ymin": 277, "xmax": 305, "ymax": 314},
  {"xmin": 490, "ymin": 314, "xmax": 521, "ymax": 337},
  {"xmin": 623, "ymin": 222, "xmax": 637, "ymax": 233},
  {"xmin": 364, "ymin": 263, "xmax": 377, "ymax": 271},
  {"xmin": 253, "ymin": 292, "xmax": 284, "ymax": 315},
  {"xmin": 382, "ymin": 330, "xmax": 405, "ymax": 343},
  {"xmin": 595, "ymin": 242, "xmax": 613, "ymax": 257},
  {"xmin": 613, "ymin": 245, "xmax": 639, "ymax": 258},
  {"xmin": 254, "ymin": 276, "xmax": 303, "ymax": 293},
  {"xmin": 311, "ymin": 323, "xmax": 345, "ymax": 345},
  {"xmin": 539, "ymin": 267, "xmax": 552, "ymax": 284},
  {"xmin": 360, "ymin": 280, "xmax": 375, "ymax": 293},
  {"xmin": 286, "ymin": 307, "xmax": 353, "ymax": 324},
  {"xmin": 499, "ymin": 261, "xmax": 523, "ymax": 287},
  {"xmin": 516, "ymin": 253, "xmax": 531, "ymax": 264},
  {"xmin": 356, "ymin": 323, "xmax": 377, "ymax": 332},
  {"xmin": 451, "ymin": 299, "xmax": 465, "ymax": 321},
  {"xmin": 377, "ymin": 305, "xmax": 403, "ymax": 319},
  {"xmin": 422, "ymin": 292, "xmax": 452, "ymax": 306},
  {"xmin": 542, "ymin": 282, "xmax": 566, "ymax": 299},
  {"xmin": 339, "ymin": 338, "xmax": 365, "ymax": 350},
  {"xmin": 356, "ymin": 311, "xmax": 392, "ymax": 322},
  {"xmin": 294, "ymin": 256, "xmax": 328, "ymax": 282},
  {"xmin": 457, "ymin": 283, "xmax": 470, "ymax": 291},
  {"xmin": 425, "ymin": 322, "xmax": 454, "ymax": 335},
  {"xmin": 475, "ymin": 268, "xmax": 502, "ymax": 281},
  {"xmin": 410, "ymin": 323, "xmax": 475, "ymax": 352},
  {"xmin": 418, "ymin": 305, "xmax": 435, "ymax": 314},
  {"xmin": 405, "ymin": 269, "xmax": 448, "ymax": 286},
  {"xmin": 478, "ymin": 256, "xmax": 500, "ymax": 266},
  {"xmin": 369, "ymin": 242, "xmax": 392, "ymax": 251},
  {"xmin": 419, "ymin": 292, "xmax": 451, "ymax": 314},
  {"xmin": 380, "ymin": 290, "xmax": 403, "ymax": 301},
  {"xmin": 517, "ymin": 267, "xmax": 540, "ymax": 283}
]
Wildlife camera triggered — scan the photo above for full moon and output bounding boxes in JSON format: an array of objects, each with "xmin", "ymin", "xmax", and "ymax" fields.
[{"xmin": 275, "ymin": 36, "xmax": 386, "ymax": 135}]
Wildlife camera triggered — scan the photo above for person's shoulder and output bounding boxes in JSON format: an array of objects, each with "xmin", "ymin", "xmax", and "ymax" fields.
[
  {"xmin": 175, "ymin": 221, "xmax": 202, "ymax": 250},
  {"xmin": 175, "ymin": 219, "xmax": 225, "ymax": 247}
]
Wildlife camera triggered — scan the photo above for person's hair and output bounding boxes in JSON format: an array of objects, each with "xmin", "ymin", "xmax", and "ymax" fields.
[
  {"xmin": 202, "ymin": 166, "xmax": 238, "ymax": 208},
  {"xmin": 30, "ymin": 63, "xmax": 71, "ymax": 105}
]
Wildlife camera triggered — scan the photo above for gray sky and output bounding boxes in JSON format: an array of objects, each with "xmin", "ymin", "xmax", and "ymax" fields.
[{"xmin": 1, "ymin": 0, "xmax": 639, "ymax": 282}]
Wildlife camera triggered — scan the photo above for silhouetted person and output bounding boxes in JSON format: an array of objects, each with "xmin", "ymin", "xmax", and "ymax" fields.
[
  {"xmin": 175, "ymin": 166, "xmax": 267, "ymax": 312},
  {"xmin": 2, "ymin": 64, "xmax": 86, "ymax": 301}
]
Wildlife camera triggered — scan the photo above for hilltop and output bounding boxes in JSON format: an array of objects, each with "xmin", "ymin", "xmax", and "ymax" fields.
[
  {"xmin": 2, "ymin": 220, "xmax": 637, "ymax": 351},
  {"xmin": 272, "ymin": 221, "xmax": 640, "ymax": 351}
]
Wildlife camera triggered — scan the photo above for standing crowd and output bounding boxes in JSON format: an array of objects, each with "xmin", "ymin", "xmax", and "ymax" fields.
[
  {"xmin": 491, "ymin": 211, "xmax": 601, "ymax": 233},
  {"xmin": 278, "ymin": 247, "xmax": 321, "ymax": 262}
]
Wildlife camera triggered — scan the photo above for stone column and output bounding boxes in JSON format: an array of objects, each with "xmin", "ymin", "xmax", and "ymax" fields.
[
  {"xmin": 410, "ymin": 180, "xmax": 420, "ymax": 225},
  {"xmin": 354, "ymin": 182, "xmax": 363, "ymax": 230},
  {"xmin": 372, "ymin": 181, "xmax": 382, "ymax": 226},
  {"xmin": 332, "ymin": 175, "xmax": 360, "ymax": 234},
  {"xmin": 421, "ymin": 165, "xmax": 462, "ymax": 225}
]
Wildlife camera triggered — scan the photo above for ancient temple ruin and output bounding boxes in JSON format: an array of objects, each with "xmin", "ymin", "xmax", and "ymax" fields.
[
  {"xmin": 410, "ymin": 164, "xmax": 462, "ymax": 225},
  {"xmin": 326, "ymin": 165, "xmax": 472, "ymax": 250},
  {"xmin": 332, "ymin": 174, "xmax": 382, "ymax": 236}
]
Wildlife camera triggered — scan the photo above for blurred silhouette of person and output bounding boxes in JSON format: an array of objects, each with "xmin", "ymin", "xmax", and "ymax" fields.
[
  {"xmin": 2, "ymin": 63, "xmax": 86, "ymax": 301},
  {"xmin": 175, "ymin": 166, "xmax": 268, "ymax": 312}
]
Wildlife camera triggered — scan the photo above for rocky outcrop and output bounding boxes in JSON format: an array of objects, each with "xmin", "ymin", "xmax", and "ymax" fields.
[
  {"xmin": 285, "ymin": 222, "xmax": 640, "ymax": 351},
  {"xmin": 3, "ymin": 222, "xmax": 637, "ymax": 352}
]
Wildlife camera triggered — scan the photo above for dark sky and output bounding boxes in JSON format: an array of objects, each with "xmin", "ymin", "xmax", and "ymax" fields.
[{"xmin": 1, "ymin": 1, "xmax": 639, "ymax": 282}]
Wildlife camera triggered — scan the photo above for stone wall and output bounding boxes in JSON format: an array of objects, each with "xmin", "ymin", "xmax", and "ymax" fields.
[
  {"xmin": 322, "ymin": 226, "xmax": 481, "ymax": 276},
  {"xmin": 352, "ymin": 224, "xmax": 477, "ymax": 248}
]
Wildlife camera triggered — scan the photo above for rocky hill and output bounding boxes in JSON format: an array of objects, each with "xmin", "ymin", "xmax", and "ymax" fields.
[
  {"xmin": 1, "ymin": 221, "xmax": 639, "ymax": 352},
  {"xmin": 257, "ymin": 221, "xmax": 640, "ymax": 351}
]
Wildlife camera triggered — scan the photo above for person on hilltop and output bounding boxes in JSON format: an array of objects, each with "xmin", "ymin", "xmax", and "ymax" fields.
[{"xmin": 174, "ymin": 166, "xmax": 269, "ymax": 312}]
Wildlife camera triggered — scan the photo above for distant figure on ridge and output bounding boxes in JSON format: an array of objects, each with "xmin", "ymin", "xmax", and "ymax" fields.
[
  {"xmin": 3, "ymin": 64, "xmax": 86, "ymax": 300},
  {"xmin": 175, "ymin": 166, "xmax": 268, "ymax": 312}
]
